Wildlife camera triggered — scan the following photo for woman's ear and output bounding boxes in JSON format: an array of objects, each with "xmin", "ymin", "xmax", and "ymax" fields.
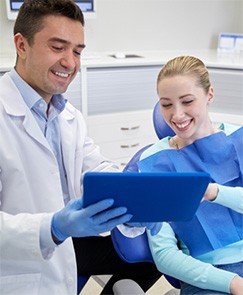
[{"xmin": 207, "ymin": 86, "xmax": 214, "ymax": 105}]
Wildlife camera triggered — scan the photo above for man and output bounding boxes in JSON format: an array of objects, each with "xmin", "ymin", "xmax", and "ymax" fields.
[{"xmin": 0, "ymin": 1, "xmax": 161, "ymax": 294}]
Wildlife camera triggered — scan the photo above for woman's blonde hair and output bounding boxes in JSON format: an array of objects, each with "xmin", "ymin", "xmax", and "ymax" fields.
[{"xmin": 157, "ymin": 56, "xmax": 211, "ymax": 94}]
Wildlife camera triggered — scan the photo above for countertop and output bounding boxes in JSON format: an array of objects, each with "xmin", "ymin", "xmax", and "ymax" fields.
[
  {"xmin": 1, "ymin": 50, "xmax": 243, "ymax": 72},
  {"xmin": 80, "ymin": 50, "xmax": 243, "ymax": 70}
]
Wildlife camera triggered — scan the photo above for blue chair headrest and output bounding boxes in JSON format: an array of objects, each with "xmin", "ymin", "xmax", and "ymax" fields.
[{"xmin": 153, "ymin": 101, "xmax": 175, "ymax": 139}]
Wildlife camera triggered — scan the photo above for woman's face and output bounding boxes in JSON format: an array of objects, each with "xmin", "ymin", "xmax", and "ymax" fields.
[{"xmin": 158, "ymin": 75, "xmax": 214, "ymax": 146}]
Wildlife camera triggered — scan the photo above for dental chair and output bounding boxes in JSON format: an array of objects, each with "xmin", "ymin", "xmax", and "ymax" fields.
[
  {"xmin": 110, "ymin": 101, "xmax": 180, "ymax": 292},
  {"xmin": 78, "ymin": 102, "xmax": 178, "ymax": 294}
]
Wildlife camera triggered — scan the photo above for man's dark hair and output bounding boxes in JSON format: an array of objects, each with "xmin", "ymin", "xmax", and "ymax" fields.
[{"xmin": 14, "ymin": 0, "xmax": 84, "ymax": 45}]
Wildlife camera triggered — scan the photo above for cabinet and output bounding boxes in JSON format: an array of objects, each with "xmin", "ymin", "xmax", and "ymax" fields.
[
  {"xmin": 208, "ymin": 67, "xmax": 243, "ymax": 127},
  {"xmin": 83, "ymin": 65, "xmax": 161, "ymax": 169},
  {"xmin": 209, "ymin": 68, "xmax": 243, "ymax": 116},
  {"xmin": 87, "ymin": 109, "xmax": 157, "ymax": 169}
]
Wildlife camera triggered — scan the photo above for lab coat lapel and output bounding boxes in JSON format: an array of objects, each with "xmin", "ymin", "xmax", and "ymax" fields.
[
  {"xmin": 22, "ymin": 111, "xmax": 53, "ymax": 152},
  {"xmin": 0, "ymin": 73, "xmax": 53, "ymax": 153},
  {"xmin": 59, "ymin": 107, "xmax": 76, "ymax": 197}
]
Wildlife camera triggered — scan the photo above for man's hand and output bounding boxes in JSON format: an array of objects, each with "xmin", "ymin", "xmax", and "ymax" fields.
[{"xmin": 51, "ymin": 198, "xmax": 133, "ymax": 243}]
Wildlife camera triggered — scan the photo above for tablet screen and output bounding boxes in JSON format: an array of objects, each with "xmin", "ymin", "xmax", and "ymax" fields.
[{"xmin": 82, "ymin": 172, "xmax": 210, "ymax": 222}]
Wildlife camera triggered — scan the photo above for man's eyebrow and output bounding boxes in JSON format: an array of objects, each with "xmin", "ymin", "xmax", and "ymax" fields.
[{"xmin": 48, "ymin": 37, "xmax": 86, "ymax": 48}]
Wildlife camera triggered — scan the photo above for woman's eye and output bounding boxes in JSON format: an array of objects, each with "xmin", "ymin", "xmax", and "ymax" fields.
[
  {"xmin": 183, "ymin": 100, "xmax": 193, "ymax": 105},
  {"xmin": 161, "ymin": 104, "xmax": 172, "ymax": 108}
]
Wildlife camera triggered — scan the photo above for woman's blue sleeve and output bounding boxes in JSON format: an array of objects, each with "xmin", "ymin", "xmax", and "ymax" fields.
[
  {"xmin": 213, "ymin": 185, "xmax": 243, "ymax": 213},
  {"xmin": 147, "ymin": 223, "xmax": 237, "ymax": 293}
]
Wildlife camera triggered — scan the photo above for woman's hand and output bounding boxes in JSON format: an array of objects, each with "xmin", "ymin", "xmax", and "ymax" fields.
[
  {"xmin": 202, "ymin": 183, "xmax": 219, "ymax": 202},
  {"xmin": 230, "ymin": 275, "xmax": 243, "ymax": 295}
]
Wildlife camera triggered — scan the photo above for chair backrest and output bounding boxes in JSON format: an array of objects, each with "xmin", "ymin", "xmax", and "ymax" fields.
[
  {"xmin": 152, "ymin": 101, "xmax": 175, "ymax": 139},
  {"xmin": 111, "ymin": 101, "xmax": 180, "ymax": 289}
]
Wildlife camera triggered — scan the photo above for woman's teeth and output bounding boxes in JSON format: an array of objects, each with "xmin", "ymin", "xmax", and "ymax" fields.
[{"xmin": 176, "ymin": 121, "xmax": 190, "ymax": 128}]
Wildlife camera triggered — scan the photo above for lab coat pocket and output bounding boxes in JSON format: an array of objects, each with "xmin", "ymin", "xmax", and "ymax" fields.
[{"xmin": 0, "ymin": 273, "xmax": 41, "ymax": 295}]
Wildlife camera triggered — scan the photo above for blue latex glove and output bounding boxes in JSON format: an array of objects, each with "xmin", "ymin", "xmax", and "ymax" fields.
[
  {"xmin": 52, "ymin": 198, "xmax": 133, "ymax": 243},
  {"xmin": 126, "ymin": 222, "xmax": 162, "ymax": 236}
]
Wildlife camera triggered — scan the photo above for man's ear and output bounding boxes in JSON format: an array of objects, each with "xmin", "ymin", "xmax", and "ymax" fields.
[
  {"xmin": 207, "ymin": 86, "xmax": 214, "ymax": 105},
  {"xmin": 14, "ymin": 33, "xmax": 29, "ymax": 60}
]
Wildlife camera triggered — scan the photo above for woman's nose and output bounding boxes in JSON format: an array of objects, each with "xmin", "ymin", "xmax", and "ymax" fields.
[{"xmin": 172, "ymin": 105, "xmax": 184, "ymax": 119}]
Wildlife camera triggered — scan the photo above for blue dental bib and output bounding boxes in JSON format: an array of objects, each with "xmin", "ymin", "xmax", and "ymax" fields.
[{"xmin": 138, "ymin": 127, "xmax": 243, "ymax": 257}]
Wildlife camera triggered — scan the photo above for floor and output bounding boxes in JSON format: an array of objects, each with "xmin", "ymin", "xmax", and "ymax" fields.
[{"xmin": 80, "ymin": 275, "xmax": 179, "ymax": 294}]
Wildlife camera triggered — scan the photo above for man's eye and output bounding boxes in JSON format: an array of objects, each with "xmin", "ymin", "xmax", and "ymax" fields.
[
  {"xmin": 74, "ymin": 51, "xmax": 81, "ymax": 56},
  {"xmin": 52, "ymin": 46, "xmax": 63, "ymax": 51}
]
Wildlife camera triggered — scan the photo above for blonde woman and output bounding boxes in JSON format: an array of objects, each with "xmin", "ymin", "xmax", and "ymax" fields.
[{"xmin": 138, "ymin": 56, "xmax": 243, "ymax": 294}]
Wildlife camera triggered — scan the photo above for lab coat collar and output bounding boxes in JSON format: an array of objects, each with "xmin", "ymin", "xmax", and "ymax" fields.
[{"xmin": 0, "ymin": 72, "xmax": 28, "ymax": 116}]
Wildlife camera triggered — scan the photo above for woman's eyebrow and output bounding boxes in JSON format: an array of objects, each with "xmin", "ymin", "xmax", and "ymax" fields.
[
  {"xmin": 179, "ymin": 94, "xmax": 194, "ymax": 99},
  {"xmin": 160, "ymin": 97, "xmax": 170, "ymax": 101}
]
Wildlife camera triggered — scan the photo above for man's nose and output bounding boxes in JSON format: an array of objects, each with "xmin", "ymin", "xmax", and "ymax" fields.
[{"xmin": 60, "ymin": 50, "xmax": 76, "ymax": 70}]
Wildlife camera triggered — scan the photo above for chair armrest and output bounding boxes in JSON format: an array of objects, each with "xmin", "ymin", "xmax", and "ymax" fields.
[{"xmin": 111, "ymin": 227, "xmax": 153, "ymax": 263}]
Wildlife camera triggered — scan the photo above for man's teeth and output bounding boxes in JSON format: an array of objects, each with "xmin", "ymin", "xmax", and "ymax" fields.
[
  {"xmin": 54, "ymin": 71, "xmax": 69, "ymax": 78},
  {"xmin": 176, "ymin": 121, "xmax": 190, "ymax": 128}
]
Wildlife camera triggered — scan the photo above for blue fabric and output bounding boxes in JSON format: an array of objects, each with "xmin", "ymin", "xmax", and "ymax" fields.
[{"xmin": 138, "ymin": 127, "xmax": 243, "ymax": 257}]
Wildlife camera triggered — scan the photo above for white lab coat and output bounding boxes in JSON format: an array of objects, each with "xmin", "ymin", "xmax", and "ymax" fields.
[{"xmin": 0, "ymin": 73, "xmax": 117, "ymax": 295}]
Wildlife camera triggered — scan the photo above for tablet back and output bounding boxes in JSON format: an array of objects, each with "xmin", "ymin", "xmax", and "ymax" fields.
[{"xmin": 82, "ymin": 172, "xmax": 210, "ymax": 222}]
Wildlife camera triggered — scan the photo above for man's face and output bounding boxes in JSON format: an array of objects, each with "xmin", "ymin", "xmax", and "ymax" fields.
[{"xmin": 15, "ymin": 15, "xmax": 85, "ymax": 102}]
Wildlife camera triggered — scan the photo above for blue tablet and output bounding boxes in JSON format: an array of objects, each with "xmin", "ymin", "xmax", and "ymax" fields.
[{"xmin": 82, "ymin": 172, "xmax": 211, "ymax": 222}]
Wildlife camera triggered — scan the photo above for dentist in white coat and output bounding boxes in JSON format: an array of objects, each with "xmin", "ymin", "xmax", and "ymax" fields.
[{"xmin": 0, "ymin": 1, "xmax": 161, "ymax": 294}]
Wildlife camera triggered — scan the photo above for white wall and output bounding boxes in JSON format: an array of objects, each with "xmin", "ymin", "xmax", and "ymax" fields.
[
  {"xmin": 0, "ymin": 0, "xmax": 242, "ymax": 55},
  {"xmin": 242, "ymin": 0, "xmax": 243, "ymax": 30}
]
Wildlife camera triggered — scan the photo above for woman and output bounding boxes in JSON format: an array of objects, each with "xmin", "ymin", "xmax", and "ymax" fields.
[{"xmin": 138, "ymin": 56, "xmax": 243, "ymax": 294}]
